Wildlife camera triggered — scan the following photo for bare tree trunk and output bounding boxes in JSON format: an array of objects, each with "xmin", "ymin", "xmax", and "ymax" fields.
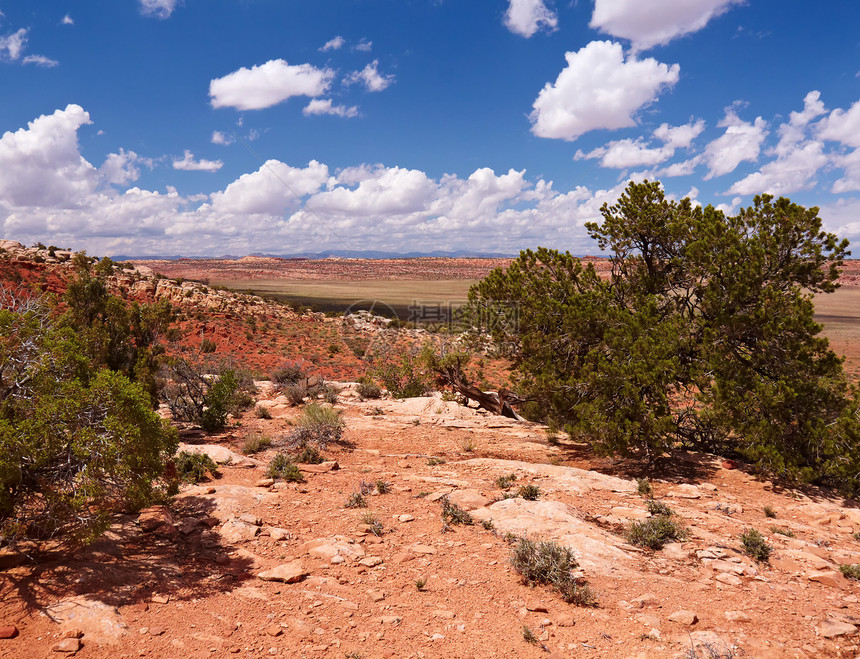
[{"xmin": 432, "ymin": 357, "xmax": 523, "ymax": 420}]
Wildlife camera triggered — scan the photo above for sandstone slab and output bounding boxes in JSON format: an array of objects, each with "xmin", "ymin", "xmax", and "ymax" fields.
[{"xmin": 257, "ymin": 561, "xmax": 308, "ymax": 583}]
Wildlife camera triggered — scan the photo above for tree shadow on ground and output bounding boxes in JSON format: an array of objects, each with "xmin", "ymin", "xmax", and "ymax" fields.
[{"xmin": 0, "ymin": 494, "xmax": 254, "ymax": 619}]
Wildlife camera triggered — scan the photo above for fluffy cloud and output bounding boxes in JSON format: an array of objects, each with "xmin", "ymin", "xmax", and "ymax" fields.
[
  {"xmin": 320, "ymin": 36, "xmax": 345, "ymax": 52},
  {"xmin": 576, "ymin": 139, "xmax": 673, "ymax": 168},
  {"xmin": 590, "ymin": 0, "xmax": 743, "ymax": 51},
  {"xmin": 0, "ymin": 104, "xmax": 96, "ymax": 207},
  {"xmin": 303, "ymin": 99, "xmax": 359, "ymax": 118},
  {"xmin": 0, "ymin": 28, "xmax": 27, "ymax": 60},
  {"xmin": 209, "ymin": 160, "xmax": 330, "ymax": 216},
  {"xmin": 344, "ymin": 60, "xmax": 394, "ymax": 92},
  {"xmin": 831, "ymin": 148, "xmax": 860, "ymax": 194},
  {"xmin": 817, "ymin": 98, "xmax": 860, "ymax": 148},
  {"xmin": 139, "ymin": 0, "xmax": 179, "ymax": 19},
  {"xmin": 210, "ymin": 60, "xmax": 334, "ymax": 111},
  {"xmin": 62, "ymin": 14, "xmax": 74, "ymax": 26},
  {"xmin": 504, "ymin": 0, "xmax": 558, "ymax": 38},
  {"xmin": 727, "ymin": 141, "xmax": 827, "ymax": 196},
  {"xmin": 530, "ymin": 41, "xmax": 680, "ymax": 141},
  {"xmin": 702, "ymin": 108, "xmax": 768, "ymax": 179},
  {"xmin": 211, "ymin": 131, "xmax": 234, "ymax": 146},
  {"xmin": 653, "ymin": 119, "xmax": 705, "ymax": 149},
  {"xmin": 100, "ymin": 149, "xmax": 144, "ymax": 185},
  {"xmin": 172, "ymin": 150, "xmax": 223, "ymax": 172}
]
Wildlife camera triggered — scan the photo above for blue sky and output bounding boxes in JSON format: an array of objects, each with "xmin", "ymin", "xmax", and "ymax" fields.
[{"xmin": 0, "ymin": 0, "xmax": 859, "ymax": 256}]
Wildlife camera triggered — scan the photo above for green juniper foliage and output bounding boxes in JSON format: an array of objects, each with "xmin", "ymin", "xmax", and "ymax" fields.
[{"xmin": 469, "ymin": 181, "xmax": 860, "ymax": 490}]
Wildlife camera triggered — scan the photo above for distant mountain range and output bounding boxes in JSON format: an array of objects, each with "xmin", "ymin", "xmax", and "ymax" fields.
[{"xmin": 110, "ymin": 249, "xmax": 520, "ymax": 261}]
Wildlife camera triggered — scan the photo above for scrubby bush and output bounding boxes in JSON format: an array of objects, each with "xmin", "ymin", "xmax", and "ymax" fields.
[
  {"xmin": 283, "ymin": 403, "xmax": 345, "ymax": 449},
  {"xmin": 294, "ymin": 445, "xmax": 325, "ymax": 464},
  {"xmin": 0, "ymin": 289, "xmax": 177, "ymax": 544},
  {"xmin": 254, "ymin": 405, "xmax": 272, "ymax": 419},
  {"xmin": 174, "ymin": 451, "xmax": 219, "ymax": 483},
  {"xmin": 626, "ymin": 515, "xmax": 689, "ymax": 550},
  {"xmin": 646, "ymin": 499, "xmax": 673, "ymax": 517},
  {"xmin": 440, "ymin": 498, "xmax": 473, "ymax": 525},
  {"xmin": 321, "ymin": 383, "xmax": 339, "ymax": 404},
  {"xmin": 283, "ymin": 382, "xmax": 308, "ymax": 406},
  {"xmin": 740, "ymin": 528, "xmax": 772, "ymax": 562},
  {"xmin": 839, "ymin": 564, "xmax": 860, "ymax": 580},
  {"xmin": 200, "ymin": 338, "xmax": 217, "ymax": 353},
  {"xmin": 510, "ymin": 537, "xmax": 597, "ymax": 606},
  {"xmin": 344, "ymin": 491, "xmax": 367, "ymax": 509},
  {"xmin": 161, "ymin": 358, "xmax": 247, "ymax": 432},
  {"xmin": 496, "ymin": 473, "xmax": 517, "ymax": 489},
  {"xmin": 242, "ymin": 433, "xmax": 272, "ymax": 455},
  {"xmin": 636, "ymin": 478, "xmax": 653, "ymax": 497},
  {"xmin": 518, "ymin": 484, "xmax": 540, "ymax": 501},
  {"xmin": 356, "ymin": 376, "xmax": 382, "ymax": 399},
  {"xmin": 266, "ymin": 454, "xmax": 304, "ymax": 482},
  {"xmin": 271, "ymin": 362, "xmax": 307, "ymax": 388},
  {"xmin": 369, "ymin": 348, "xmax": 434, "ymax": 399}
]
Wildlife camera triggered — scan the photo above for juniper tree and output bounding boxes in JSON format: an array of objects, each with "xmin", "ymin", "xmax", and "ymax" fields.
[{"xmin": 469, "ymin": 180, "xmax": 859, "ymax": 490}]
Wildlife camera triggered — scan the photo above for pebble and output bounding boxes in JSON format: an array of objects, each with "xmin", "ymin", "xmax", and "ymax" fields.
[
  {"xmin": 367, "ymin": 590, "xmax": 385, "ymax": 602},
  {"xmin": 724, "ymin": 611, "xmax": 750, "ymax": 622},
  {"xmin": 398, "ymin": 515, "xmax": 415, "ymax": 523},
  {"xmin": 52, "ymin": 637, "xmax": 82, "ymax": 653},
  {"xmin": 668, "ymin": 610, "xmax": 698, "ymax": 626},
  {"xmin": 715, "ymin": 573, "xmax": 742, "ymax": 586},
  {"xmin": 359, "ymin": 557, "xmax": 383, "ymax": 567},
  {"xmin": 0, "ymin": 626, "xmax": 18, "ymax": 639},
  {"xmin": 819, "ymin": 619, "xmax": 857, "ymax": 638}
]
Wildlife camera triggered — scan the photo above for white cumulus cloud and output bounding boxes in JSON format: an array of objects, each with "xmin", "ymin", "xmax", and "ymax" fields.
[
  {"xmin": 344, "ymin": 60, "xmax": 394, "ymax": 92},
  {"xmin": 831, "ymin": 149, "xmax": 860, "ymax": 194},
  {"xmin": 702, "ymin": 108, "xmax": 768, "ymax": 179},
  {"xmin": 139, "ymin": 0, "xmax": 179, "ymax": 19},
  {"xmin": 0, "ymin": 28, "xmax": 28, "ymax": 61},
  {"xmin": 303, "ymin": 99, "xmax": 359, "ymax": 118},
  {"xmin": 320, "ymin": 36, "xmax": 345, "ymax": 52},
  {"xmin": 62, "ymin": 14, "xmax": 74, "ymax": 26},
  {"xmin": 575, "ymin": 139, "xmax": 673, "ymax": 168},
  {"xmin": 653, "ymin": 119, "xmax": 705, "ymax": 149},
  {"xmin": 504, "ymin": 0, "xmax": 558, "ymax": 38},
  {"xmin": 173, "ymin": 150, "xmax": 223, "ymax": 172},
  {"xmin": 590, "ymin": 0, "xmax": 743, "ymax": 51},
  {"xmin": 727, "ymin": 141, "xmax": 827, "ymax": 196},
  {"xmin": 530, "ymin": 41, "xmax": 680, "ymax": 141},
  {"xmin": 209, "ymin": 160, "xmax": 330, "ymax": 216},
  {"xmin": 210, "ymin": 59, "xmax": 334, "ymax": 111},
  {"xmin": 100, "ymin": 149, "xmax": 144, "ymax": 185},
  {"xmin": 817, "ymin": 98, "xmax": 860, "ymax": 148},
  {"xmin": 211, "ymin": 131, "xmax": 234, "ymax": 146}
]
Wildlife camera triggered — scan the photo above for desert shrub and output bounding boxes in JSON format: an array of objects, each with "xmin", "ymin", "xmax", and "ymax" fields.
[
  {"xmin": 266, "ymin": 454, "xmax": 304, "ymax": 482},
  {"xmin": 522, "ymin": 626, "xmax": 539, "ymax": 645},
  {"xmin": 770, "ymin": 526, "xmax": 795, "ymax": 537},
  {"xmin": 321, "ymin": 383, "xmax": 339, "ymax": 404},
  {"xmin": 646, "ymin": 499, "xmax": 674, "ymax": 517},
  {"xmin": 283, "ymin": 403, "xmax": 345, "ymax": 449},
  {"xmin": 440, "ymin": 498, "xmax": 473, "ymax": 525},
  {"xmin": 468, "ymin": 182, "xmax": 860, "ymax": 490},
  {"xmin": 174, "ymin": 451, "xmax": 219, "ymax": 483},
  {"xmin": 839, "ymin": 564, "xmax": 860, "ymax": 580},
  {"xmin": 763, "ymin": 505, "xmax": 777, "ymax": 518},
  {"xmin": 254, "ymin": 405, "xmax": 272, "ymax": 419},
  {"xmin": 0, "ymin": 291, "xmax": 178, "ymax": 545},
  {"xmin": 283, "ymin": 382, "xmax": 308, "ymax": 406},
  {"xmin": 626, "ymin": 515, "xmax": 689, "ymax": 550},
  {"xmin": 427, "ymin": 457, "xmax": 445, "ymax": 466},
  {"xmin": 361, "ymin": 511, "xmax": 384, "ymax": 536},
  {"xmin": 369, "ymin": 349, "xmax": 434, "ymax": 399},
  {"xmin": 242, "ymin": 433, "xmax": 272, "ymax": 455},
  {"xmin": 200, "ymin": 338, "xmax": 216, "ymax": 353},
  {"xmin": 271, "ymin": 362, "xmax": 307, "ymax": 388},
  {"xmin": 294, "ymin": 445, "xmax": 325, "ymax": 464},
  {"xmin": 496, "ymin": 473, "xmax": 517, "ymax": 489},
  {"xmin": 518, "ymin": 484, "xmax": 540, "ymax": 501},
  {"xmin": 345, "ymin": 491, "xmax": 367, "ymax": 509},
  {"xmin": 356, "ymin": 376, "xmax": 382, "ymax": 399},
  {"xmin": 510, "ymin": 537, "xmax": 597, "ymax": 606},
  {"xmin": 740, "ymin": 528, "xmax": 772, "ymax": 562},
  {"xmin": 200, "ymin": 370, "xmax": 239, "ymax": 431},
  {"xmin": 636, "ymin": 478, "xmax": 653, "ymax": 497},
  {"xmin": 375, "ymin": 480, "xmax": 391, "ymax": 494}
]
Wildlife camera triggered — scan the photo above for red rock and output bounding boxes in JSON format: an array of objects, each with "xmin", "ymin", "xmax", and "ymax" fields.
[
  {"xmin": 52, "ymin": 637, "xmax": 82, "ymax": 653},
  {"xmin": 0, "ymin": 625, "xmax": 18, "ymax": 639}
]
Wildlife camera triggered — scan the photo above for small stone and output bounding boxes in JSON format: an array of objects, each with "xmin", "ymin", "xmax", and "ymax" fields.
[
  {"xmin": 666, "ymin": 484, "xmax": 701, "ymax": 499},
  {"xmin": 631, "ymin": 593, "xmax": 659, "ymax": 608},
  {"xmin": 0, "ymin": 626, "xmax": 18, "ymax": 639},
  {"xmin": 525, "ymin": 601, "xmax": 549, "ymax": 613},
  {"xmin": 359, "ymin": 557, "xmax": 383, "ymax": 567},
  {"xmin": 724, "ymin": 611, "xmax": 750, "ymax": 622},
  {"xmin": 52, "ymin": 638, "xmax": 82, "ymax": 653},
  {"xmin": 668, "ymin": 610, "xmax": 698, "ymax": 626},
  {"xmin": 258, "ymin": 560, "xmax": 308, "ymax": 583},
  {"xmin": 635, "ymin": 614, "xmax": 660, "ymax": 628},
  {"xmin": 398, "ymin": 515, "xmax": 415, "ymax": 523},
  {"xmin": 239, "ymin": 513, "xmax": 262, "ymax": 526},
  {"xmin": 268, "ymin": 528, "xmax": 290, "ymax": 541},
  {"xmin": 148, "ymin": 626, "xmax": 166, "ymax": 636},
  {"xmin": 807, "ymin": 570, "xmax": 849, "ymax": 590},
  {"xmin": 379, "ymin": 616, "xmax": 401, "ymax": 625},
  {"xmin": 331, "ymin": 555, "xmax": 345, "ymax": 565},
  {"xmin": 647, "ymin": 628, "xmax": 661, "ymax": 640},
  {"xmin": 819, "ymin": 619, "xmax": 857, "ymax": 638},
  {"xmin": 61, "ymin": 629, "xmax": 83, "ymax": 639},
  {"xmin": 715, "ymin": 573, "xmax": 742, "ymax": 586},
  {"xmin": 411, "ymin": 544, "xmax": 436, "ymax": 555},
  {"xmin": 266, "ymin": 624, "xmax": 283, "ymax": 637},
  {"xmin": 554, "ymin": 614, "xmax": 575, "ymax": 627},
  {"xmin": 151, "ymin": 593, "xmax": 170, "ymax": 604},
  {"xmin": 430, "ymin": 633, "xmax": 445, "ymax": 641},
  {"xmin": 367, "ymin": 590, "xmax": 385, "ymax": 602},
  {"xmin": 255, "ymin": 478, "xmax": 275, "ymax": 488}
]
